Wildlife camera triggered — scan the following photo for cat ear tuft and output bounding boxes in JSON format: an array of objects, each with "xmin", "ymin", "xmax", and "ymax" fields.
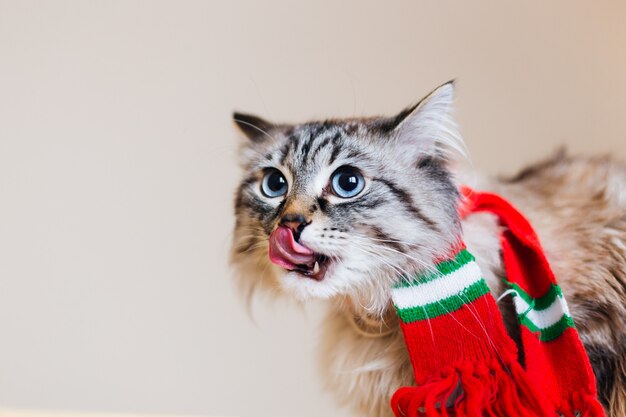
[
  {"xmin": 391, "ymin": 80, "xmax": 466, "ymax": 159},
  {"xmin": 233, "ymin": 112, "xmax": 274, "ymax": 141}
]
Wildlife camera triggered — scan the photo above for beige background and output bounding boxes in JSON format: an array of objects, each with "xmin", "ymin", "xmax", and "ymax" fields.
[{"xmin": 0, "ymin": 1, "xmax": 625, "ymax": 417}]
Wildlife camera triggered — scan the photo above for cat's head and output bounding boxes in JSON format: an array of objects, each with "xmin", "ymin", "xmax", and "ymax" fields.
[{"xmin": 231, "ymin": 82, "xmax": 464, "ymax": 311}]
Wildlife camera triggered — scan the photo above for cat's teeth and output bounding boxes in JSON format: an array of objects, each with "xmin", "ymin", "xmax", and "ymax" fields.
[{"xmin": 313, "ymin": 261, "xmax": 320, "ymax": 274}]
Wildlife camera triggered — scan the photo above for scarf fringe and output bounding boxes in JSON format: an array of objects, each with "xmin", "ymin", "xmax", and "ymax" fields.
[
  {"xmin": 556, "ymin": 392, "xmax": 606, "ymax": 417},
  {"xmin": 390, "ymin": 359, "xmax": 553, "ymax": 417}
]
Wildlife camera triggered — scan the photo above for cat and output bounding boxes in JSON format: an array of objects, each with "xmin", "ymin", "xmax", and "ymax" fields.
[{"xmin": 230, "ymin": 81, "xmax": 626, "ymax": 417}]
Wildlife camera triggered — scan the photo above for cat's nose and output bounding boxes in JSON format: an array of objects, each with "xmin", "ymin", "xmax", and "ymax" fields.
[{"xmin": 280, "ymin": 213, "xmax": 310, "ymax": 241}]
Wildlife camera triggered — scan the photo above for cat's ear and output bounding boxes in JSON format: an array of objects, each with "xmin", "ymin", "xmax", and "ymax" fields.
[
  {"xmin": 389, "ymin": 80, "xmax": 464, "ymax": 159},
  {"xmin": 233, "ymin": 112, "xmax": 274, "ymax": 142}
]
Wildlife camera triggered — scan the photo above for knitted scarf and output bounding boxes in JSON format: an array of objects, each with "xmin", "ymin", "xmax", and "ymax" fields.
[{"xmin": 390, "ymin": 188, "xmax": 605, "ymax": 417}]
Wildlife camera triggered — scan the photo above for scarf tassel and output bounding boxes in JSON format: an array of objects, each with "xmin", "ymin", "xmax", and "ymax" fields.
[
  {"xmin": 556, "ymin": 393, "xmax": 606, "ymax": 417},
  {"xmin": 390, "ymin": 358, "xmax": 554, "ymax": 417}
]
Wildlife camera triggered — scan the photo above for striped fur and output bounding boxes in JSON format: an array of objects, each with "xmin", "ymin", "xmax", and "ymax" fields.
[
  {"xmin": 232, "ymin": 83, "xmax": 462, "ymax": 309},
  {"xmin": 231, "ymin": 83, "xmax": 626, "ymax": 417}
]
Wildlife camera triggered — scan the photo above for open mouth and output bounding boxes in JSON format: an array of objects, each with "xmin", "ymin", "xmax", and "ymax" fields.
[
  {"xmin": 268, "ymin": 226, "xmax": 331, "ymax": 281},
  {"xmin": 291, "ymin": 254, "xmax": 330, "ymax": 279}
]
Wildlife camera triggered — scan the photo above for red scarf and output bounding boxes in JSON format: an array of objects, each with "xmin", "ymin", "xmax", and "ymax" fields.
[{"xmin": 390, "ymin": 187, "xmax": 605, "ymax": 417}]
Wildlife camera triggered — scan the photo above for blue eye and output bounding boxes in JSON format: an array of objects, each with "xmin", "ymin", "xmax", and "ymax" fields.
[
  {"xmin": 331, "ymin": 167, "xmax": 365, "ymax": 198},
  {"xmin": 261, "ymin": 169, "xmax": 288, "ymax": 198}
]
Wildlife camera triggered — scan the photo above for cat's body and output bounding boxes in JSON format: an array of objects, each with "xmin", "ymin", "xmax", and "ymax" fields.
[
  {"xmin": 321, "ymin": 153, "xmax": 626, "ymax": 417},
  {"xmin": 231, "ymin": 83, "xmax": 626, "ymax": 417}
]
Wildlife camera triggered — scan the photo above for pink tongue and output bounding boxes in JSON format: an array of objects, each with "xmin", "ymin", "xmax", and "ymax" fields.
[{"xmin": 269, "ymin": 226, "xmax": 316, "ymax": 270}]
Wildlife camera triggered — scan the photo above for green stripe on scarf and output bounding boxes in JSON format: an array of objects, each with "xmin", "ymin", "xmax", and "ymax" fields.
[
  {"xmin": 519, "ymin": 314, "xmax": 576, "ymax": 342},
  {"xmin": 506, "ymin": 281, "xmax": 564, "ymax": 310},
  {"xmin": 395, "ymin": 249, "xmax": 475, "ymax": 288},
  {"xmin": 395, "ymin": 279, "xmax": 491, "ymax": 322}
]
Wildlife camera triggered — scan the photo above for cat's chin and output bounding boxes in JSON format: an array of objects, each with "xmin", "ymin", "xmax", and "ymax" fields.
[
  {"xmin": 278, "ymin": 266, "xmax": 392, "ymax": 314},
  {"xmin": 278, "ymin": 264, "xmax": 345, "ymax": 300}
]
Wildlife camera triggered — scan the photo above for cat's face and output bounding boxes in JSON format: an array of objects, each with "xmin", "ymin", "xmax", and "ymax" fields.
[{"xmin": 231, "ymin": 83, "xmax": 462, "ymax": 308}]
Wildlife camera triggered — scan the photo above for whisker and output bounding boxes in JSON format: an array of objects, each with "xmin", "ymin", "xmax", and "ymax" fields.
[{"xmin": 350, "ymin": 238, "xmax": 494, "ymax": 344}]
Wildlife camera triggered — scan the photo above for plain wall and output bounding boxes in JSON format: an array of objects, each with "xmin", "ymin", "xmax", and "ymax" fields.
[{"xmin": 0, "ymin": 1, "xmax": 625, "ymax": 417}]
